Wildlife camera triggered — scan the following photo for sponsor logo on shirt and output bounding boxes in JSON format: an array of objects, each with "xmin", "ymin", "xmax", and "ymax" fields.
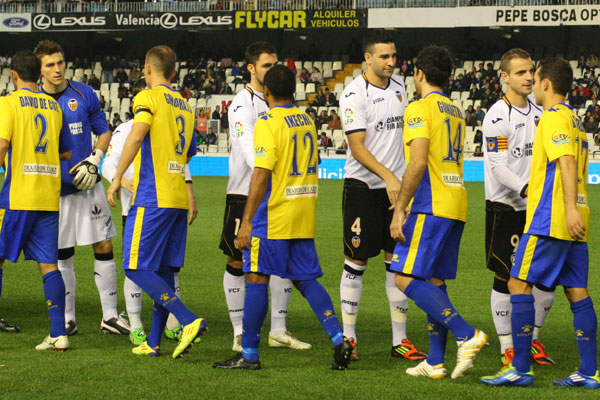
[
  {"xmin": 375, "ymin": 121, "xmax": 384, "ymax": 132},
  {"xmin": 234, "ymin": 121, "xmax": 244, "ymax": 137},
  {"xmin": 284, "ymin": 184, "xmax": 318, "ymax": 198},
  {"xmin": 442, "ymin": 173, "xmax": 463, "ymax": 187},
  {"xmin": 577, "ymin": 193, "xmax": 588, "ymax": 207},
  {"xmin": 23, "ymin": 163, "xmax": 59, "ymax": 177},
  {"xmin": 551, "ymin": 132, "xmax": 570, "ymax": 145},
  {"xmin": 343, "ymin": 108, "xmax": 354, "ymax": 124},
  {"xmin": 255, "ymin": 146, "xmax": 267, "ymax": 158},
  {"xmin": 491, "ymin": 117, "xmax": 503, "ymax": 124},
  {"xmin": 344, "ymin": 92, "xmax": 355, "ymax": 98},
  {"xmin": 69, "ymin": 122, "xmax": 83, "ymax": 135},
  {"xmin": 406, "ymin": 117, "xmax": 424, "ymax": 129},
  {"xmin": 534, "ymin": 115, "xmax": 540, "ymax": 126},
  {"xmin": 487, "ymin": 136, "xmax": 507, "ymax": 152},
  {"xmin": 372, "ymin": 97, "xmax": 384, "ymax": 104},
  {"xmin": 168, "ymin": 161, "xmax": 184, "ymax": 174},
  {"xmin": 68, "ymin": 98, "xmax": 78, "ymax": 111}
]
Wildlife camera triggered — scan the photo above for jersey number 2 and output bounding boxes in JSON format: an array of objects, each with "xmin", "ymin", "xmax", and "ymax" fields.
[
  {"xmin": 290, "ymin": 131, "xmax": 317, "ymax": 177},
  {"xmin": 34, "ymin": 114, "xmax": 48, "ymax": 154}
]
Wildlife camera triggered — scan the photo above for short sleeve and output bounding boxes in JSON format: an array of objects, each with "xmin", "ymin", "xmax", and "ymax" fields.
[
  {"xmin": 0, "ymin": 97, "xmax": 14, "ymax": 142},
  {"xmin": 543, "ymin": 112, "xmax": 576, "ymax": 162},
  {"xmin": 253, "ymin": 117, "xmax": 277, "ymax": 171},
  {"xmin": 133, "ymin": 90, "xmax": 155, "ymax": 126},
  {"xmin": 403, "ymin": 101, "xmax": 430, "ymax": 144},
  {"xmin": 187, "ymin": 131, "xmax": 197, "ymax": 157},
  {"xmin": 339, "ymin": 88, "xmax": 366, "ymax": 134},
  {"xmin": 88, "ymin": 88, "xmax": 110, "ymax": 136}
]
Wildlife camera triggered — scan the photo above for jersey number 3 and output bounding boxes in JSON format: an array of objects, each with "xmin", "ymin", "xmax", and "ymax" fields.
[
  {"xmin": 175, "ymin": 115, "xmax": 186, "ymax": 156},
  {"xmin": 34, "ymin": 114, "xmax": 48, "ymax": 154}
]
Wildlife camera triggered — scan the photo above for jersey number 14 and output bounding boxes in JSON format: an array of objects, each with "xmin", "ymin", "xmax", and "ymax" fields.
[{"xmin": 442, "ymin": 118, "xmax": 463, "ymax": 166}]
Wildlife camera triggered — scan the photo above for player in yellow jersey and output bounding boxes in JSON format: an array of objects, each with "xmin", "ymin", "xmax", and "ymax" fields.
[
  {"xmin": 482, "ymin": 58, "xmax": 599, "ymax": 389},
  {"xmin": 107, "ymin": 46, "xmax": 205, "ymax": 359},
  {"xmin": 213, "ymin": 65, "xmax": 353, "ymax": 370},
  {"xmin": 389, "ymin": 46, "xmax": 488, "ymax": 380},
  {"xmin": 0, "ymin": 51, "xmax": 73, "ymax": 350}
]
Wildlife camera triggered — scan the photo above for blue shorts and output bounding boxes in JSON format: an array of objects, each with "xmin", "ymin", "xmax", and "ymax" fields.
[
  {"xmin": 0, "ymin": 209, "xmax": 59, "ymax": 264},
  {"xmin": 123, "ymin": 206, "xmax": 187, "ymax": 271},
  {"xmin": 390, "ymin": 213, "xmax": 464, "ymax": 280},
  {"xmin": 243, "ymin": 238, "xmax": 322, "ymax": 281},
  {"xmin": 511, "ymin": 233, "xmax": 588, "ymax": 288}
]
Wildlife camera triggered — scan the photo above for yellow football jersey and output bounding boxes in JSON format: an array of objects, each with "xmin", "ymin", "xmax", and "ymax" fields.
[
  {"xmin": 253, "ymin": 105, "xmax": 318, "ymax": 239},
  {"xmin": 131, "ymin": 85, "xmax": 196, "ymax": 209},
  {"xmin": 0, "ymin": 89, "xmax": 68, "ymax": 211},
  {"xmin": 403, "ymin": 91, "xmax": 467, "ymax": 221},
  {"xmin": 525, "ymin": 102, "xmax": 589, "ymax": 242}
]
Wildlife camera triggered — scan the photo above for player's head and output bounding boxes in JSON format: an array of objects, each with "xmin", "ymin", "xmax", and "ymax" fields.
[
  {"xmin": 500, "ymin": 48, "xmax": 534, "ymax": 97},
  {"xmin": 10, "ymin": 50, "xmax": 41, "ymax": 84},
  {"xmin": 413, "ymin": 45, "xmax": 453, "ymax": 96},
  {"xmin": 34, "ymin": 40, "xmax": 66, "ymax": 87},
  {"xmin": 263, "ymin": 65, "xmax": 295, "ymax": 107},
  {"xmin": 131, "ymin": 78, "xmax": 146, "ymax": 98},
  {"xmin": 246, "ymin": 42, "xmax": 277, "ymax": 88},
  {"xmin": 144, "ymin": 45, "xmax": 177, "ymax": 83},
  {"xmin": 533, "ymin": 57, "xmax": 572, "ymax": 105},
  {"xmin": 363, "ymin": 30, "xmax": 396, "ymax": 80}
]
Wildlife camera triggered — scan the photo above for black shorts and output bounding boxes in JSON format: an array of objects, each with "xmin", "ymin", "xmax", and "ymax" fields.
[
  {"xmin": 342, "ymin": 178, "xmax": 395, "ymax": 260},
  {"xmin": 219, "ymin": 194, "xmax": 247, "ymax": 262},
  {"xmin": 485, "ymin": 200, "xmax": 526, "ymax": 279}
]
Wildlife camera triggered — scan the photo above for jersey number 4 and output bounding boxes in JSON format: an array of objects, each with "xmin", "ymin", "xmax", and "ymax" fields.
[
  {"xmin": 34, "ymin": 114, "xmax": 48, "ymax": 154},
  {"xmin": 289, "ymin": 131, "xmax": 317, "ymax": 177},
  {"xmin": 442, "ymin": 118, "xmax": 462, "ymax": 166}
]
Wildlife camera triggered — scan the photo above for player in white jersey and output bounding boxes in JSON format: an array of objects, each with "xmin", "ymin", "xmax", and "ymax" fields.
[
  {"xmin": 101, "ymin": 79, "xmax": 198, "ymax": 346},
  {"xmin": 338, "ymin": 30, "xmax": 425, "ymax": 361},
  {"xmin": 483, "ymin": 48, "xmax": 555, "ymax": 366},
  {"xmin": 218, "ymin": 42, "xmax": 310, "ymax": 352},
  {"xmin": 35, "ymin": 40, "xmax": 129, "ymax": 336}
]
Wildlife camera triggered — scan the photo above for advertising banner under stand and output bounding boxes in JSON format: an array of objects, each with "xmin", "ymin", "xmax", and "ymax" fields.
[{"xmin": 0, "ymin": 14, "xmax": 32, "ymax": 32}]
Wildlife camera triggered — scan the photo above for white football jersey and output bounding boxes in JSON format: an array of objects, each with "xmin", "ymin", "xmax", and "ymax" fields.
[
  {"xmin": 226, "ymin": 86, "xmax": 269, "ymax": 195},
  {"xmin": 483, "ymin": 96, "xmax": 542, "ymax": 211},
  {"xmin": 340, "ymin": 73, "xmax": 406, "ymax": 189}
]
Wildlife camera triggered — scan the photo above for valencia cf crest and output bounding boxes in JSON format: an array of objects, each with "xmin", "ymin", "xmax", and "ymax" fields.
[
  {"xmin": 352, "ymin": 235, "xmax": 361, "ymax": 248},
  {"xmin": 534, "ymin": 115, "xmax": 540, "ymax": 126},
  {"xmin": 396, "ymin": 91, "xmax": 403, "ymax": 103},
  {"xmin": 68, "ymin": 98, "xmax": 78, "ymax": 111}
]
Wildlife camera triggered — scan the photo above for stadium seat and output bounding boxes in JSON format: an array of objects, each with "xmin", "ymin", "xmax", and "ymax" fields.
[
  {"xmin": 317, "ymin": 106, "xmax": 328, "ymax": 115},
  {"xmin": 110, "ymin": 82, "xmax": 119, "ymax": 93},
  {"xmin": 64, "ymin": 69, "xmax": 74, "ymax": 80},
  {"xmin": 296, "ymin": 82, "xmax": 305, "ymax": 93},
  {"xmin": 493, "ymin": 60, "xmax": 501, "ymax": 70},
  {"xmin": 323, "ymin": 61, "xmax": 333, "ymax": 71},
  {"xmin": 454, "ymin": 68, "xmax": 463, "ymax": 77},
  {"xmin": 305, "ymin": 83, "xmax": 316, "ymax": 93},
  {"xmin": 344, "ymin": 76, "xmax": 353, "ymax": 86},
  {"xmin": 569, "ymin": 60, "xmax": 578, "ymax": 71},
  {"xmin": 361, "ymin": 61, "xmax": 367, "ymax": 71},
  {"xmin": 352, "ymin": 68, "xmax": 362, "ymax": 78},
  {"xmin": 333, "ymin": 129, "xmax": 344, "ymax": 145},
  {"xmin": 332, "ymin": 61, "xmax": 343, "ymax": 71},
  {"xmin": 313, "ymin": 61, "xmax": 323, "ymax": 71},
  {"xmin": 405, "ymin": 76, "xmax": 414, "ymax": 87},
  {"xmin": 463, "ymin": 99, "xmax": 474, "ymax": 108},
  {"xmin": 450, "ymin": 91, "xmax": 461, "ymax": 101},
  {"xmin": 208, "ymin": 145, "xmax": 218, "ymax": 153},
  {"xmin": 393, "ymin": 68, "xmax": 400, "ymax": 75},
  {"xmin": 462, "ymin": 60, "xmax": 473, "ymax": 71},
  {"xmin": 235, "ymin": 83, "xmax": 245, "ymax": 93},
  {"xmin": 460, "ymin": 91, "xmax": 470, "ymax": 101},
  {"xmin": 323, "ymin": 69, "xmax": 333, "ymax": 79},
  {"xmin": 304, "ymin": 61, "xmax": 313, "ymax": 70},
  {"xmin": 294, "ymin": 61, "xmax": 302, "ymax": 73},
  {"xmin": 334, "ymin": 82, "xmax": 344, "ymax": 95},
  {"xmin": 473, "ymin": 100, "xmax": 482, "ymax": 108},
  {"xmin": 295, "ymin": 91, "xmax": 306, "ymax": 101}
]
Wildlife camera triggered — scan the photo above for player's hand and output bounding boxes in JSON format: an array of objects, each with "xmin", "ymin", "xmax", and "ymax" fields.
[
  {"xmin": 188, "ymin": 193, "xmax": 198, "ymax": 225},
  {"xmin": 106, "ymin": 178, "xmax": 121, "ymax": 208},
  {"xmin": 69, "ymin": 149, "xmax": 103, "ymax": 190},
  {"xmin": 121, "ymin": 177, "xmax": 134, "ymax": 193},
  {"xmin": 566, "ymin": 208, "xmax": 586, "ymax": 241},
  {"xmin": 390, "ymin": 207, "xmax": 406, "ymax": 242},
  {"xmin": 386, "ymin": 176, "xmax": 402, "ymax": 210},
  {"xmin": 236, "ymin": 221, "xmax": 252, "ymax": 251}
]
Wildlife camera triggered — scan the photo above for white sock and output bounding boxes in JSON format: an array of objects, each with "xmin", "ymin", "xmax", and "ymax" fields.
[
  {"xmin": 58, "ymin": 255, "xmax": 76, "ymax": 323},
  {"xmin": 269, "ymin": 275, "xmax": 292, "ymax": 335},
  {"xmin": 532, "ymin": 285, "xmax": 555, "ymax": 341},
  {"xmin": 124, "ymin": 277, "xmax": 143, "ymax": 330},
  {"xmin": 491, "ymin": 289, "xmax": 513, "ymax": 353},
  {"xmin": 340, "ymin": 260, "xmax": 366, "ymax": 341},
  {"xmin": 94, "ymin": 257, "xmax": 118, "ymax": 321},
  {"xmin": 166, "ymin": 271, "xmax": 181, "ymax": 330},
  {"xmin": 385, "ymin": 269, "xmax": 408, "ymax": 346},
  {"xmin": 223, "ymin": 268, "xmax": 245, "ymax": 337}
]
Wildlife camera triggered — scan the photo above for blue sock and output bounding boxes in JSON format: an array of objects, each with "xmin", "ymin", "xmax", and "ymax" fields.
[
  {"xmin": 241, "ymin": 282, "xmax": 268, "ymax": 362},
  {"xmin": 0, "ymin": 268, "xmax": 3, "ymax": 298},
  {"xmin": 571, "ymin": 297, "xmax": 598, "ymax": 376},
  {"xmin": 297, "ymin": 279, "xmax": 343, "ymax": 347},
  {"xmin": 426, "ymin": 284, "xmax": 448, "ymax": 366},
  {"xmin": 147, "ymin": 302, "xmax": 168, "ymax": 348},
  {"xmin": 125, "ymin": 269, "xmax": 197, "ymax": 326},
  {"xmin": 511, "ymin": 294, "xmax": 535, "ymax": 373},
  {"xmin": 404, "ymin": 279, "xmax": 475, "ymax": 341},
  {"xmin": 43, "ymin": 270, "xmax": 66, "ymax": 337}
]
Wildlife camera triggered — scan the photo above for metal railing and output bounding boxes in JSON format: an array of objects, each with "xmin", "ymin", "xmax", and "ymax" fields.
[{"xmin": 0, "ymin": 0, "xmax": 598, "ymax": 14}]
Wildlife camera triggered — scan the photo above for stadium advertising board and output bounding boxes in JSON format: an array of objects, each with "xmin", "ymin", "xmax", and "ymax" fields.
[
  {"xmin": 30, "ymin": 10, "xmax": 365, "ymax": 31},
  {"xmin": 0, "ymin": 14, "xmax": 31, "ymax": 32},
  {"xmin": 369, "ymin": 5, "xmax": 600, "ymax": 28}
]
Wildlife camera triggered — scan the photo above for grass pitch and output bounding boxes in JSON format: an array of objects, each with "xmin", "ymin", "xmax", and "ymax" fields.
[{"xmin": 1, "ymin": 178, "xmax": 599, "ymax": 399}]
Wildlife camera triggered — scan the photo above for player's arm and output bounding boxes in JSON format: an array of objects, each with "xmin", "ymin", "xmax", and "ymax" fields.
[
  {"xmin": 559, "ymin": 154, "xmax": 585, "ymax": 240},
  {"xmin": 184, "ymin": 165, "xmax": 197, "ymax": 225},
  {"xmin": 0, "ymin": 138, "xmax": 8, "ymax": 167},
  {"xmin": 390, "ymin": 137, "xmax": 429, "ymax": 242},
  {"xmin": 236, "ymin": 167, "xmax": 271, "ymax": 250},
  {"xmin": 59, "ymin": 150, "xmax": 72, "ymax": 161}
]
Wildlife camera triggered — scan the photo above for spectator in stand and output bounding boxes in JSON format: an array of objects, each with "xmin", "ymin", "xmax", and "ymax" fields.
[
  {"xmin": 311, "ymin": 67, "xmax": 323, "ymax": 86},
  {"xmin": 232, "ymin": 62, "xmax": 242, "ymax": 77},
  {"xmin": 465, "ymin": 111, "xmax": 477, "ymax": 127},
  {"xmin": 308, "ymin": 110, "xmax": 318, "ymax": 125},
  {"xmin": 206, "ymin": 127, "xmax": 217, "ymax": 145},
  {"xmin": 180, "ymin": 86, "xmax": 192, "ymax": 99},
  {"xmin": 492, "ymin": 82, "xmax": 502, "ymax": 96},
  {"xmin": 473, "ymin": 145, "xmax": 483, "ymax": 157},
  {"xmin": 212, "ymin": 105, "xmax": 221, "ymax": 120},
  {"xmin": 578, "ymin": 55, "xmax": 587, "ymax": 70},
  {"xmin": 112, "ymin": 112, "xmax": 122, "ymax": 127},
  {"xmin": 584, "ymin": 112, "xmax": 598, "ymax": 134},
  {"xmin": 588, "ymin": 53, "xmax": 600, "ymax": 68},
  {"xmin": 220, "ymin": 106, "xmax": 229, "ymax": 132},
  {"xmin": 465, "ymin": 104, "xmax": 475, "ymax": 116},
  {"xmin": 130, "ymin": 65, "xmax": 141, "ymax": 83},
  {"xmin": 578, "ymin": 83, "xmax": 591, "ymax": 101},
  {"xmin": 481, "ymin": 88, "xmax": 494, "ymax": 109},
  {"xmin": 306, "ymin": 104, "xmax": 316, "ymax": 116},
  {"xmin": 401, "ymin": 60, "xmax": 408, "ymax": 76},
  {"xmin": 474, "ymin": 105, "xmax": 485, "ymax": 125},
  {"xmin": 99, "ymin": 95, "xmax": 107, "ymax": 111},
  {"xmin": 0, "ymin": 55, "xmax": 11, "ymax": 66},
  {"xmin": 316, "ymin": 110, "xmax": 329, "ymax": 128},
  {"xmin": 123, "ymin": 112, "xmax": 132, "ymax": 122},
  {"xmin": 300, "ymin": 67, "xmax": 311, "ymax": 84},
  {"xmin": 337, "ymin": 139, "xmax": 348, "ymax": 152},
  {"xmin": 406, "ymin": 57, "xmax": 416, "ymax": 76},
  {"xmin": 484, "ymin": 62, "xmax": 496, "ymax": 80},
  {"xmin": 218, "ymin": 81, "xmax": 232, "ymax": 95},
  {"xmin": 468, "ymin": 83, "xmax": 480, "ymax": 100},
  {"xmin": 117, "ymin": 84, "xmax": 128, "ymax": 99},
  {"xmin": 221, "ymin": 56, "xmax": 233, "ymax": 68},
  {"xmin": 101, "ymin": 55, "xmax": 113, "ymax": 83},
  {"xmin": 80, "ymin": 74, "xmax": 88, "ymax": 85},
  {"xmin": 473, "ymin": 129, "xmax": 483, "ymax": 146},
  {"xmin": 319, "ymin": 132, "xmax": 333, "ymax": 148},
  {"xmin": 88, "ymin": 73, "xmax": 100, "ymax": 90},
  {"xmin": 327, "ymin": 111, "xmax": 341, "ymax": 130},
  {"xmin": 587, "ymin": 98, "xmax": 598, "ymax": 114},
  {"xmin": 324, "ymin": 87, "xmax": 337, "ymax": 106},
  {"xmin": 183, "ymin": 69, "xmax": 196, "ymax": 89},
  {"xmin": 310, "ymin": 88, "xmax": 326, "ymax": 107},
  {"xmin": 287, "ymin": 57, "xmax": 297, "ymax": 76},
  {"xmin": 568, "ymin": 88, "xmax": 583, "ymax": 108}
]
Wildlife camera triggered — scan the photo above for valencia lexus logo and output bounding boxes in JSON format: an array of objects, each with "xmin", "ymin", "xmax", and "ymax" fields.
[
  {"xmin": 33, "ymin": 14, "xmax": 106, "ymax": 30},
  {"xmin": 2, "ymin": 17, "xmax": 29, "ymax": 28},
  {"xmin": 115, "ymin": 13, "xmax": 233, "ymax": 29}
]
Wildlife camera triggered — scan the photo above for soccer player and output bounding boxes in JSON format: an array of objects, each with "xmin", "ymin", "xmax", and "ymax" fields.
[
  {"xmin": 102, "ymin": 79, "xmax": 198, "ymax": 346},
  {"xmin": 483, "ymin": 48, "xmax": 554, "ymax": 366},
  {"xmin": 482, "ymin": 58, "xmax": 599, "ymax": 389},
  {"xmin": 0, "ymin": 50, "xmax": 72, "ymax": 350},
  {"xmin": 220, "ymin": 42, "xmax": 309, "ymax": 352},
  {"xmin": 212, "ymin": 65, "xmax": 353, "ymax": 370},
  {"xmin": 34, "ymin": 40, "xmax": 129, "ymax": 336},
  {"xmin": 389, "ymin": 45, "xmax": 488, "ymax": 380},
  {"xmin": 107, "ymin": 45, "xmax": 205, "ymax": 359},
  {"xmin": 338, "ymin": 29, "xmax": 424, "ymax": 361}
]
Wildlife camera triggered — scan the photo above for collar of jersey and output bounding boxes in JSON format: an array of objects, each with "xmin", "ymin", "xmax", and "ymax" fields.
[
  {"xmin": 159, "ymin": 84, "xmax": 177, "ymax": 92},
  {"xmin": 271, "ymin": 104, "xmax": 295, "ymax": 109},
  {"xmin": 20, "ymin": 87, "xmax": 43, "ymax": 94},
  {"xmin": 424, "ymin": 91, "xmax": 446, "ymax": 98},
  {"xmin": 558, "ymin": 102, "xmax": 573, "ymax": 110}
]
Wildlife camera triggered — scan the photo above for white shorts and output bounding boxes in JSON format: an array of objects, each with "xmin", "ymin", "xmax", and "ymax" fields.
[{"xmin": 59, "ymin": 183, "xmax": 117, "ymax": 248}]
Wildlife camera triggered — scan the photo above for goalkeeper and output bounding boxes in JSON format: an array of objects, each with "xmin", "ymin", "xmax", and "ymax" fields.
[{"xmin": 34, "ymin": 40, "xmax": 130, "ymax": 337}]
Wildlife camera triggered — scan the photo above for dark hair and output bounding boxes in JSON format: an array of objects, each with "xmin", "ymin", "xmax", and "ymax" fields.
[
  {"xmin": 263, "ymin": 65, "xmax": 295, "ymax": 101},
  {"xmin": 500, "ymin": 48, "xmax": 531, "ymax": 73},
  {"xmin": 146, "ymin": 45, "xmax": 176, "ymax": 79},
  {"xmin": 34, "ymin": 40, "xmax": 64, "ymax": 59},
  {"xmin": 362, "ymin": 29, "xmax": 395, "ymax": 54},
  {"xmin": 537, "ymin": 57, "xmax": 573, "ymax": 96},
  {"xmin": 132, "ymin": 78, "xmax": 146, "ymax": 97},
  {"xmin": 10, "ymin": 50, "xmax": 41, "ymax": 83},
  {"xmin": 245, "ymin": 42, "xmax": 276, "ymax": 66},
  {"xmin": 415, "ymin": 45, "xmax": 453, "ymax": 88}
]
